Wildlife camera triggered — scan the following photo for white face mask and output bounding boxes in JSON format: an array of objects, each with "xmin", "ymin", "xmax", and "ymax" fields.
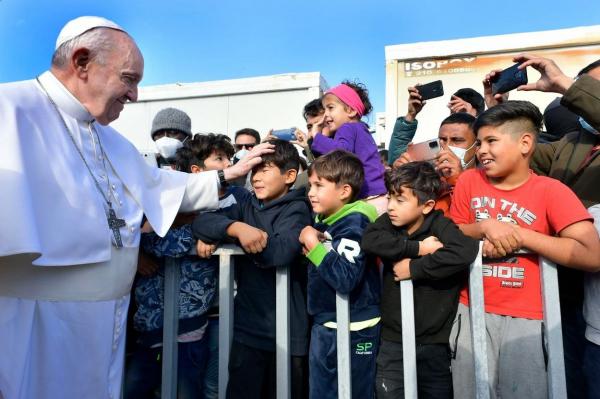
[
  {"xmin": 448, "ymin": 141, "xmax": 476, "ymax": 169},
  {"xmin": 579, "ymin": 117, "xmax": 600, "ymax": 136},
  {"xmin": 155, "ymin": 136, "xmax": 184, "ymax": 159}
]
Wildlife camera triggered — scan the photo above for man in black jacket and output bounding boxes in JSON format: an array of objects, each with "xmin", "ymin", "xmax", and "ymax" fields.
[
  {"xmin": 362, "ymin": 162, "xmax": 478, "ymax": 399},
  {"xmin": 192, "ymin": 140, "xmax": 311, "ymax": 399}
]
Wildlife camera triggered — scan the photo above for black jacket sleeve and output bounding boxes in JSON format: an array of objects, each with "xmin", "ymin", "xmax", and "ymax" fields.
[
  {"xmin": 249, "ymin": 202, "xmax": 312, "ymax": 268},
  {"xmin": 361, "ymin": 213, "xmax": 420, "ymax": 260},
  {"xmin": 409, "ymin": 217, "xmax": 479, "ymax": 281},
  {"xmin": 191, "ymin": 200, "xmax": 244, "ymax": 244}
]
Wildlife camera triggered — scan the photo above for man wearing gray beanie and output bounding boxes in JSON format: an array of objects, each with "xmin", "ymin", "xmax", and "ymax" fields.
[{"xmin": 151, "ymin": 107, "xmax": 193, "ymax": 165}]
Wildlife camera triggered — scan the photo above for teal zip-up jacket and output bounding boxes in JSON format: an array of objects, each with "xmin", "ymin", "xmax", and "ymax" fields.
[{"xmin": 306, "ymin": 201, "xmax": 381, "ymax": 325}]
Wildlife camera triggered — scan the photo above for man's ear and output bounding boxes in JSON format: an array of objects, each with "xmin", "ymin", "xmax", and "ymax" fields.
[
  {"xmin": 190, "ymin": 164, "xmax": 203, "ymax": 174},
  {"xmin": 519, "ymin": 132, "xmax": 535, "ymax": 156},
  {"xmin": 71, "ymin": 48, "xmax": 91, "ymax": 78},
  {"xmin": 284, "ymin": 168, "xmax": 298, "ymax": 185},
  {"xmin": 422, "ymin": 199, "xmax": 436, "ymax": 215},
  {"xmin": 338, "ymin": 183, "xmax": 353, "ymax": 202}
]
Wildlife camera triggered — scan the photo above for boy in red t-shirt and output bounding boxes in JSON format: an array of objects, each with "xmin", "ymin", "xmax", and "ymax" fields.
[{"xmin": 449, "ymin": 101, "xmax": 600, "ymax": 399}]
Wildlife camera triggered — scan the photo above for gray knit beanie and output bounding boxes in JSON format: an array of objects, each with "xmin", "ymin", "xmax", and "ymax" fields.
[{"xmin": 151, "ymin": 108, "xmax": 192, "ymax": 137}]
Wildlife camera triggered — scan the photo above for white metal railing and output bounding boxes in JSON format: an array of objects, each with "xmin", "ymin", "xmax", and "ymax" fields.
[
  {"xmin": 467, "ymin": 245, "xmax": 567, "ymax": 399},
  {"xmin": 157, "ymin": 243, "xmax": 566, "ymax": 399},
  {"xmin": 158, "ymin": 245, "xmax": 355, "ymax": 399}
]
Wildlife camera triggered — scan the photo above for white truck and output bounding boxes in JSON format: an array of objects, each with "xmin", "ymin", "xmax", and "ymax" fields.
[{"xmin": 384, "ymin": 25, "xmax": 600, "ymax": 145}]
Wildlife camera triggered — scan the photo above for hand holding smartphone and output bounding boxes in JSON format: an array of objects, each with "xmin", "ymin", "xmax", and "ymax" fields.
[
  {"xmin": 416, "ymin": 80, "xmax": 444, "ymax": 101},
  {"xmin": 491, "ymin": 63, "xmax": 528, "ymax": 95},
  {"xmin": 407, "ymin": 139, "xmax": 440, "ymax": 162}
]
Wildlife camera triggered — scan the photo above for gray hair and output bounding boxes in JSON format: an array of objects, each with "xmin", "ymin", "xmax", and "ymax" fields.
[{"xmin": 51, "ymin": 27, "xmax": 116, "ymax": 69}]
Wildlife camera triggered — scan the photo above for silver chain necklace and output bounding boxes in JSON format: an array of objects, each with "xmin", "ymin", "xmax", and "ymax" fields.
[{"xmin": 36, "ymin": 77, "xmax": 126, "ymax": 247}]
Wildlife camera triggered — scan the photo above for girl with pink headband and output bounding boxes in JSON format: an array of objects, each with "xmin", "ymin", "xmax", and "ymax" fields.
[{"xmin": 309, "ymin": 80, "xmax": 388, "ymax": 214}]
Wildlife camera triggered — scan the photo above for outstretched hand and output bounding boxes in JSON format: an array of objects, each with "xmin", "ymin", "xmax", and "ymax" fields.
[{"xmin": 513, "ymin": 53, "xmax": 574, "ymax": 94}]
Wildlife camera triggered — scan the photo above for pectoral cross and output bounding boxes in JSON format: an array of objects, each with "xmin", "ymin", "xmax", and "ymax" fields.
[{"xmin": 107, "ymin": 207, "xmax": 126, "ymax": 248}]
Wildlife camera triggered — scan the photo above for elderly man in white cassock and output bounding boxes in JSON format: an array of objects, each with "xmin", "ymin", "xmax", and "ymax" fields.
[{"xmin": 0, "ymin": 16, "xmax": 270, "ymax": 399}]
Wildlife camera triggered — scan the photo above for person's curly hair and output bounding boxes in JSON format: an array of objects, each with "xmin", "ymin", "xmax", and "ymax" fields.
[
  {"xmin": 175, "ymin": 133, "xmax": 234, "ymax": 172},
  {"xmin": 341, "ymin": 79, "xmax": 373, "ymax": 117}
]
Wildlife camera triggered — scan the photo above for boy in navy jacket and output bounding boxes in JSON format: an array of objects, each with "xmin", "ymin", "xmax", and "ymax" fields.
[
  {"xmin": 299, "ymin": 150, "xmax": 380, "ymax": 399},
  {"xmin": 192, "ymin": 140, "xmax": 311, "ymax": 399}
]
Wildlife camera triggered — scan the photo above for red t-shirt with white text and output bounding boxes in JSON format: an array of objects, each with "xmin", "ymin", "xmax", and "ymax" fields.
[{"xmin": 450, "ymin": 168, "xmax": 591, "ymax": 320}]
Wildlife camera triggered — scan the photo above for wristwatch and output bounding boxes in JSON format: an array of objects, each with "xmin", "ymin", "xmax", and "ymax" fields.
[{"xmin": 217, "ymin": 169, "xmax": 228, "ymax": 187}]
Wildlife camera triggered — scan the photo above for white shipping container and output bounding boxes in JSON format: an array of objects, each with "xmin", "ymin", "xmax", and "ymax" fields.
[{"xmin": 110, "ymin": 72, "xmax": 328, "ymax": 152}]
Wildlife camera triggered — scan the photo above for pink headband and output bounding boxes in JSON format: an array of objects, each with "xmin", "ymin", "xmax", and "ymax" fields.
[{"xmin": 326, "ymin": 84, "xmax": 365, "ymax": 118}]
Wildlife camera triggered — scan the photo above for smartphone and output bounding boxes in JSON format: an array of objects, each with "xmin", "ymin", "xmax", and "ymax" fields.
[
  {"xmin": 271, "ymin": 128, "xmax": 296, "ymax": 141},
  {"xmin": 407, "ymin": 138, "xmax": 440, "ymax": 162},
  {"xmin": 492, "ymin": 63, "xmax": 528, "ymax": 95},
  {"xmin": 142, "ymin": 151, "xmax": 158, "ymax": 168},
  {"xmin": 417, "ymin": 80, "xmax": 444, "ymax": 101}
]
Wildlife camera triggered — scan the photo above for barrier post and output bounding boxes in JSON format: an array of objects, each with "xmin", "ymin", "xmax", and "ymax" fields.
[
  {"xmin": 276, "ymin": 267, "xmax": 291, "ymax": 399},
  {"xmin": 400, "ymin": 280, "xmax": 418, "ymax": 399},
  {"xmin": 468, "ymin": 242, "xmax": 490, "ymax": 399},
  {"xmin": 539, "ymin": 257, "xmax": 567, "ymax": 399},
  {"xmin": 336, "ymin": 293, "xmax": 352, "ymax": 399},
  {"xmin": 161, "ymin": 257, "xmax": 181, "ymax": 399}
]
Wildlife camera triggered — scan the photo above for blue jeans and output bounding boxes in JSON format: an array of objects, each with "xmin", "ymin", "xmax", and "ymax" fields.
[
  {"xmin": 202, "ymin": 317, "xmax": 219, "ymax": 399},
  {"xmin": 124, "ymin": 336, "xmax": 209, "ymax": 399}
]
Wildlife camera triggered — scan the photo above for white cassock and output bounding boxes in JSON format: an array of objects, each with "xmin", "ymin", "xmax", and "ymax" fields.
[{"xmin": 0, "ymin": 71, "xmax": 220, "ymax": 399}]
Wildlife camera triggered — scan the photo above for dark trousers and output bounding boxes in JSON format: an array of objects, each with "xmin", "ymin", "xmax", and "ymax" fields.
[
  {"xmin": 124, "ymin": 337, "xmax": 209, "ymax": 399},
  {"xmin": 309, "ymin": 323, "xmax": 380, "ymax": 399},
  {"xmin": 561, "ymin": 302, "xmax": 587, "ymax": 399},
  {"xmin": 375, "ymin": 339, "xmax": 452, "ymax": 399},
  {"xmin": 583, "ymin": 339, "xmax": 600, "ymax": 399},
  {"xmin": 226, "ymin": 340, "xmax": 308, "ymax": 399}
]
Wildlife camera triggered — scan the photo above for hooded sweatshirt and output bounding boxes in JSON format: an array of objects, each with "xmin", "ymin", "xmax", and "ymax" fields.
[
  {"xmin": 306, "ymin": 201, "xmax": 381, "ymax": 325},
  {"xmin": 192, "ymin": 187, "xmax": 311, "ymax": 356}
]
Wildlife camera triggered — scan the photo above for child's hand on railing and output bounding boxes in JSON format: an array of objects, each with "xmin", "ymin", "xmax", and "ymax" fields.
[
  {"xmin": 393, "ymin": 258, "xmax": 412, "ymax": 281},
  {"xmin": 227, "ymin": 222, "xmax": 268, "ymax": 254},
  {"xmin": 299, "ymin": 226, "xmax": 324, "ymax": 255},
  {"xmin": 479, "ymin": 219, "xmax": 522, "ymax": 257},
  {"xmin": 196, "ymin": 239, "xmax": 216, "ymax": 258}
]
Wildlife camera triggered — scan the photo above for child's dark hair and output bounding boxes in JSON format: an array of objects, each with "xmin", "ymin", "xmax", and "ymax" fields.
[
  {"xmin": 341, "ymin": 80, "xmax": 373, "ymax": 117},
  {"xmin": 440, "ymin": 112, "xmax": 476, "ymax": 128},
  {"xmin": 257, "ymin": 139, "xmax": 301, "ymax": 174},
  {"xmin": 234, "ymin": 128, "xmax": 260, "ymax": 144},
  {"xmin": 308, "ymin": 150, "xmax": 364, "ymax": 202},
  {"xmin": 473, "ymin": 100, "xmax": 543, "ymax": 137},
  {"xmin": 385, "ymin": 162, "xmax": 442, "ymax": 204},
  {"xmin": 303, "ymin": 99, "xmax": 324, "ymax": 120},
  {"xmin": 453, "ymin": 88, "xmax": 485, "ymax": 116},
  {"xmin": 175, "ymin": 133, "xmax": 234, "ymax": 172}
]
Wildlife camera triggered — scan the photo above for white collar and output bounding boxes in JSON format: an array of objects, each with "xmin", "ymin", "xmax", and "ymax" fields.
[{"xmin": 38, "ymin": 71, "xmax": 94, "ymax": 122}]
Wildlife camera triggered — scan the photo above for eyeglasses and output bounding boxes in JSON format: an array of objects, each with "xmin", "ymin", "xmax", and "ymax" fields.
[{"xmin": 234, "ymin": 143, "xmax": 255, "ymax": 151}]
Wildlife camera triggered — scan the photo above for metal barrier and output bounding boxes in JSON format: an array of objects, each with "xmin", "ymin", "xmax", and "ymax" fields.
[
  {"xmin": 158, "ymin": 243, "xmax": 567, "ymax": 399},
  {"xmin": 159, "ymin": 244, "xmax": 355, "ymax": 399},
  {"xmin": 468, "ymin": 246, "xmax": 567, "ymax": 399}
]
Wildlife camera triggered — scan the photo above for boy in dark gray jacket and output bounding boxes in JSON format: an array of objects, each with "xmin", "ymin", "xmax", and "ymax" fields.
[{"xmin": 192, "ymin": 140, "xmax": 311, "ymax": 399}]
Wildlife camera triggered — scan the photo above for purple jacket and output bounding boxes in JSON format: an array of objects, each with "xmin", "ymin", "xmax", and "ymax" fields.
[{"xmin": 311, "ymin": 122, "xmax": 386, "ymax": 198}]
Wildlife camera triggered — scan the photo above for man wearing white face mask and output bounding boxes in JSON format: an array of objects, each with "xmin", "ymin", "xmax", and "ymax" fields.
[
  {"xmin": 151, "ymin": 107, "xmax": 192, "ymax": 168},
  {"xmin": 395, "ymin": 112, "xmax": 477, "ymax": 215}
]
